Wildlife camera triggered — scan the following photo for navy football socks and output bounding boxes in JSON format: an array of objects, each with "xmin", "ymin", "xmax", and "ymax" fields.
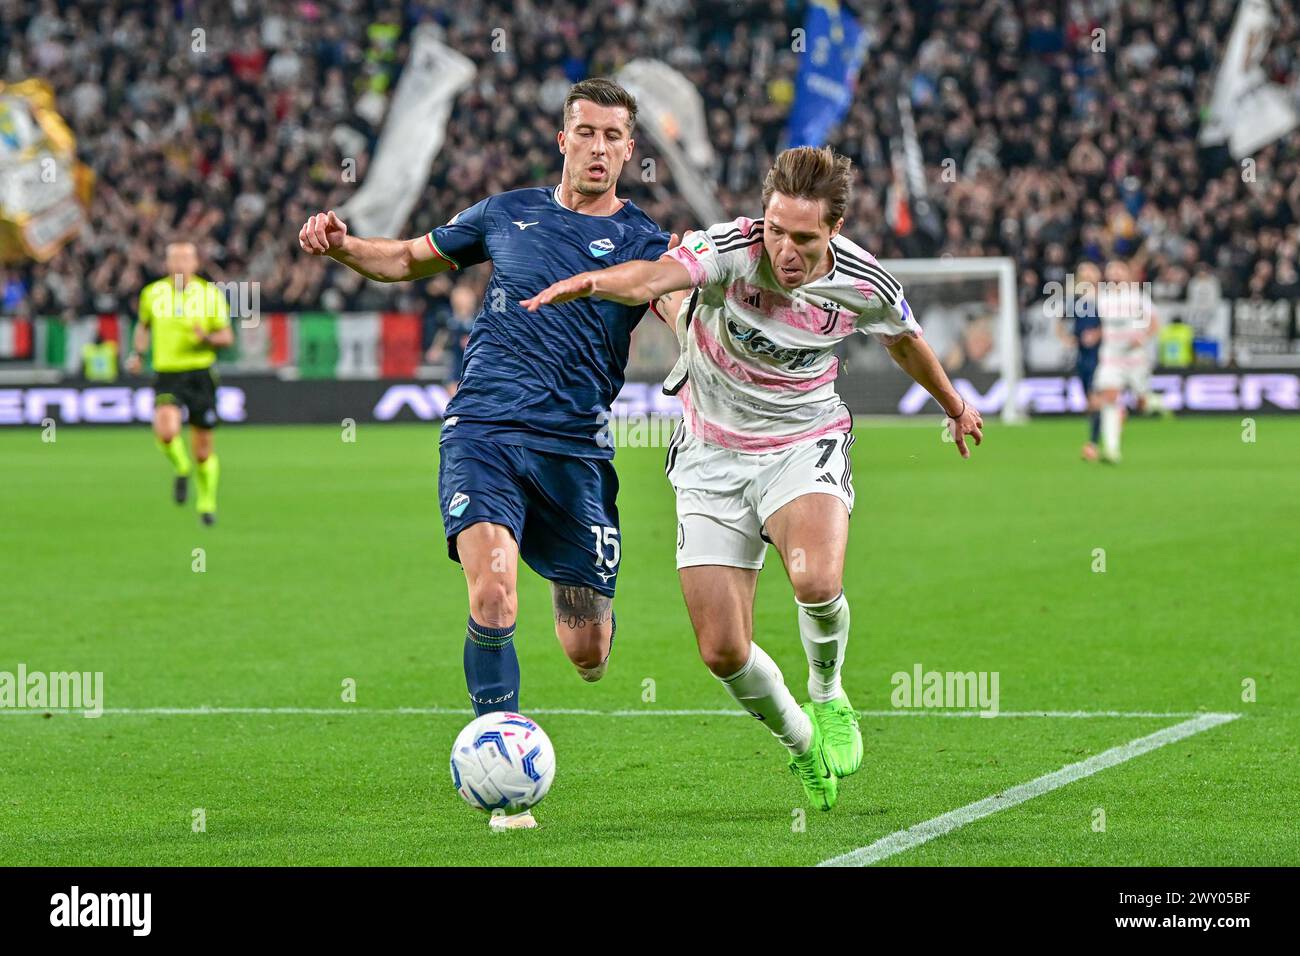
[{"xmin": 464, "ymin": 618, "xmax": 520, "ymax": 715}]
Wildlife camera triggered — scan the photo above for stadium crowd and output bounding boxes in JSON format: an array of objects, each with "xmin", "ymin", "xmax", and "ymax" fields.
[{"xmin": 3, "ymin": 0, "xmax": 1299, "ymax": 351}]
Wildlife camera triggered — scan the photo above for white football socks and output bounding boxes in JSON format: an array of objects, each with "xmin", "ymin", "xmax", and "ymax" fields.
[
  {"xmin": 718, "ymin": 642, "xmax": 812, "ymax": 755},
  {"xmin": 798, "ymin": 591, "xmax": 850, "ymax": 703},
  {"xmin": 1101, "ymin": 404, "xmax": 1122, "ymax": 460}
]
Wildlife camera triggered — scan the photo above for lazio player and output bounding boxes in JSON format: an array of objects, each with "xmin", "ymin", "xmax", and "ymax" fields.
[
  {"xmin": 126, "ymin": 242, "xmax": 233, "ymax": 525},
  {"xmin": 298, "ymin": 78, "xmax": 670, "ymax": 830},
  {"xmin": 1067, "ymin": 261, "xmax": 1103, "ymax": 461}
]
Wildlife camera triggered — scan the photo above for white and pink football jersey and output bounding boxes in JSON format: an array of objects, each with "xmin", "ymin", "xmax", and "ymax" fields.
[
  {"xmin": 1098, "ymin": 283, "xmax": 1156, "ymax": 371},
  {"xmin": 662, "ymin": 216, "xmax": 920, "ymax": 452}
]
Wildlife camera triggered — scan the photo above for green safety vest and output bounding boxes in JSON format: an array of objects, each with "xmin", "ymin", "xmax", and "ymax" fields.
[
  {"xmin": 1158, "ymin": 323, "xmax": 1194, "ymax": 368},
  {"xmin": 82, "ymin": 340, "xmax": 119, "ymax": 382}
]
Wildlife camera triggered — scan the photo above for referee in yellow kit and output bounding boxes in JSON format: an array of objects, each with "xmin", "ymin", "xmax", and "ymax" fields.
[{"xmin": 126, "ymin": 242, "xmax": 233, "ymax": 525}]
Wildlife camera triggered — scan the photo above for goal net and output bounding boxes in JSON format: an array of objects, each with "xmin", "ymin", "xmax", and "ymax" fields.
[{"xmin": 836, "ymin": 257, "xmax": 1025, "ymax": 424}]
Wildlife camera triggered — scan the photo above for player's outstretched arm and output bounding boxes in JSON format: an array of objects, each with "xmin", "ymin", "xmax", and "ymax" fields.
[
  {"xmin": 884, "ymin": 333, "xmax": 984, "ymax": 459},
  {"xmin": 298, "ymin": 210, "xmax": 449, "ymax": 283},
  {"xmin": 520, "ymin": 249, "xmax": 690, "ymax": 312}
]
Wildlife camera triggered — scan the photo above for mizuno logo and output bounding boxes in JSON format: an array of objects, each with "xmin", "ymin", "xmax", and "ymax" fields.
[
  {"xmin": 513, "ymin": 220, "xmax": 540, "ymax": 230},
  {"xmin": 595, "ymin": 570, "xmax": 616, "ymax": 583}
]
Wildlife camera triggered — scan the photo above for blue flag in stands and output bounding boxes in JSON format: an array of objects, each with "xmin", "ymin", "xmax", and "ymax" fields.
[{"xmin": 786, "ymin": 1, "xmax": 869, "ymax": 148}]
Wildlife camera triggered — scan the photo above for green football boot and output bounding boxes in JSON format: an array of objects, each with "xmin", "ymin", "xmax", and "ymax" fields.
[
  {"xmin": 812, "ymin": 693, "xmax": 863, "ymax": 777},
  {"xmin": 788, "ymin": 703, "xmax": 838, "ymax": 811}
]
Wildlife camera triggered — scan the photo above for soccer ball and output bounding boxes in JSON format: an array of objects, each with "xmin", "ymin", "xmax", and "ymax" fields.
[{"xmin": 450, "ymin": 711, "xmax": 555, "ymax": 813}]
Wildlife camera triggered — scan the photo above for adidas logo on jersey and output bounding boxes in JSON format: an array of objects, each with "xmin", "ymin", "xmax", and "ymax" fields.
[{"xmin": 816, "ymin": 473, "xmax": 837, "ymax": 485}]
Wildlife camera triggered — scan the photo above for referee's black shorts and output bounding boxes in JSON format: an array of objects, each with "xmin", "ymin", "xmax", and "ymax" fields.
[{"xmin": 154, "ymin": 367, "xmax": 219, "ymax": 429}]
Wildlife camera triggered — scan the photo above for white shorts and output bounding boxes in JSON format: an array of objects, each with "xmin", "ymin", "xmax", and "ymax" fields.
[
  {"xmin": 1095, "ymin": 360, "xmax": 1150, "ymax": 395},
  {"xmin": 665, "ymin": 424, "xmax": 855, "ymax": 570}
]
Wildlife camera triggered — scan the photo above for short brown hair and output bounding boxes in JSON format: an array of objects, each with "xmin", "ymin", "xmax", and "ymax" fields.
[
  {"xmin": 762, "ymin": 146, "xmax": 853, "ymax": 227},
  {"xmin": 563, "ymin": 77, "xmax": 638, "ymax": 133}
]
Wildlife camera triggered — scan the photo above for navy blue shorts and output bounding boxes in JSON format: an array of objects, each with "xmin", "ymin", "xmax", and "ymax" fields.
[
  {"xmin": 1077, "ymin": 358, "xmax": 1098, "ymax": 395},
  {"xmin": 438, "ymin": 438, "xmax": 621, "ymax": 597}
]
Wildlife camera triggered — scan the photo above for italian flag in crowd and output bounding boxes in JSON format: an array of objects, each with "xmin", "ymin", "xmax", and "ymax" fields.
[
  {"xmin": 19, "ymin": 313, "xmax": 423, "ymax": 377},
  {"xmin": 0, "ymin": 317, "xmax": 34, "ymax": 359}
]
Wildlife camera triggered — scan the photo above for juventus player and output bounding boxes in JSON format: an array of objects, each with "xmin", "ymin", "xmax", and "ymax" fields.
[
  {"xmin": 1095, "ymin": 258, "xmax": 1163, "ymax": 463},
  {"xmin": 523, "ymin": 147, "xmax": 982, "ymax": 810}
]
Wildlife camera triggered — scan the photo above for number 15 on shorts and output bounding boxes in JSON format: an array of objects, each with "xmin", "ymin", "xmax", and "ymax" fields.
[{"xmin": 590, "ymin": 525, "xmax": 620, "ymax": 570}]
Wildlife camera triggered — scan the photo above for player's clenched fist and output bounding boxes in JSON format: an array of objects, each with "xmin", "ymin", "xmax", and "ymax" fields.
[{"xmin": 298, "ymin": 210, "xmax": 348, "ymax": 255}]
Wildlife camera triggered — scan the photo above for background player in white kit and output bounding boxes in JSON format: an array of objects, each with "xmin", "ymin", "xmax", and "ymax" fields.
[
  {"xmin": 1095, "ymin": 259, "xmax": 1163, "ymax": 463},
  {"xmin": 523, "ymin": 147, "xmax": 983, "ymax": 810}
]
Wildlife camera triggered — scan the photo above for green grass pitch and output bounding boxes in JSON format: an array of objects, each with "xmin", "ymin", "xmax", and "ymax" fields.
[{"xmin": 2, "ymin": 416, "xmax": 1296, "ymax": 866}]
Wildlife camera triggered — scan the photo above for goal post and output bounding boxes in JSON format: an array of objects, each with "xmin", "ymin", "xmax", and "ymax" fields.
[{"xmin": 879, "ymin": 257, "xmax": 1025, "ymax": 424}]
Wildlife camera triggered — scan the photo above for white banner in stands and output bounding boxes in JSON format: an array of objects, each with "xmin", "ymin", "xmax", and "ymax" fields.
[
  {"xmin": 617, "ymin": 59, "xmax": 725, "ymax": 227},
  {"xmin": 1200, "ymin": 0, "xmax": 1298, "ymax": 158},
  {"xmin": 338, "ymin": 25, "xmax": 475, "ymax": 239}
]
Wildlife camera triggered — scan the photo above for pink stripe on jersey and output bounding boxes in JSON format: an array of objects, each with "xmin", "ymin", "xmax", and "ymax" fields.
[
  {"xmin": 847, "ymin": 277, "xmax": 878, "ymax": 299},
  {"xmin": 668, "ymin": 217, "xmax": 764, "ymax": 286},
  {"xmin": 878, "ymin": 329, "xmax": 921, "ymax": 346},
  {"xmin": 694, "ymin": 317, "xmax": 838, "ymax": 392},
  {"xmin": 727, "ymin": 284, "xmax": 854, "ymax": 335},
  {"xmin": 681, "ymin": 383, "xmax": 852, "ymax": 453},
  {"xmin": 667, "ymin": 244, "xmax": 707, "ymax": 286}
]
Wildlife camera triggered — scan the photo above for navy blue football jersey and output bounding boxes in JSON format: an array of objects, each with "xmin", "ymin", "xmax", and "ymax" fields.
[
  {"xmin": 1073, "ymin": 299, "xmax": 1101, "ymax": 364},
  {"xmin": 427, "ymin": 186, "xmax": 669, "ymax": 458}
]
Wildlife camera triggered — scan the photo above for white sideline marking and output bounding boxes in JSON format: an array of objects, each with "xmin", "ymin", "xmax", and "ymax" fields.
[
  {"xmin": 817, "ymin": 712, "xmax": 1240, "ymax": 867},
  {"xmin": 0, "ymin": 707, "xmax": 1228, "ymax": 719}
]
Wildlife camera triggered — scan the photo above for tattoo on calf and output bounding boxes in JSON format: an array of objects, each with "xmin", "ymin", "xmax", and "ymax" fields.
[{"xmin": 552, "ymin": 583, "xmax": 613, "ymax": 631}]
